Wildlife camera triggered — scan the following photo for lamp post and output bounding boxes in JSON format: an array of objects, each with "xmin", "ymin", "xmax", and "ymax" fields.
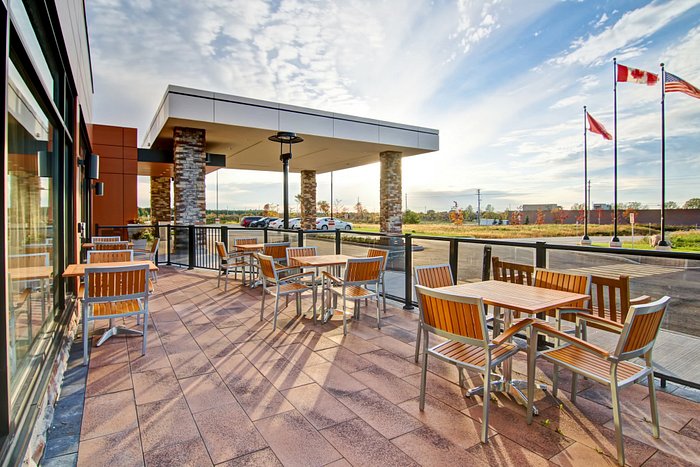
[{"xmin": 268, "ymin": 132, "xmax": 303, "ymax": 229}]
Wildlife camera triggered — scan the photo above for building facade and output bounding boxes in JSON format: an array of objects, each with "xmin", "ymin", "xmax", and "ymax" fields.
[{"xmin": 2, "ymin": 0, "xmax": 93, "ymax": 462}]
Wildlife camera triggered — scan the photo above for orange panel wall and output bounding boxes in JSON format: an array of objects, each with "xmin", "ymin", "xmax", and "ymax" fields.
[{"xmin": 89, "ymin": 124, "xmax": 138, "ymax": 233}]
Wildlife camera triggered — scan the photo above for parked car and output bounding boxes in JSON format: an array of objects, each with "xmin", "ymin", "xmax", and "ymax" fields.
[
  {"xmin": 268, "ymin": 218, "xmax": 300, "ymax": 229},
  {"xmin": 249, "ymin": 217, "xmax": 278, "ymax": 228},
  {"xmin": 240, "ymin": 216, "xmax": 263, "ymax": 227},
  {"xmin": 315, "ymin": 217, "xmax": 353, "ymax": 230}
]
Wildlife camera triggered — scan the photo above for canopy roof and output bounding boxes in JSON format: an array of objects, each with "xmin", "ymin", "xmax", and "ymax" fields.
[{"xmin": 139, "ymin": 85, "xmax": 439, "ymax": 177}]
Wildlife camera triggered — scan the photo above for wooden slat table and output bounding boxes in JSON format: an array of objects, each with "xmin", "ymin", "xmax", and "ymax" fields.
[
  {"xmin": 82, "ymin": 242, "xmax": 133, "ymax": 250},
  {"xmin": 292, "ymin": 254, "xmax": 358, "ymax": 323},
  {"xmin": 234, "ymin": 243, "xmax": 264, "ymax": 252},
  {"xmin": 63, "ymin": 261, "xmax": 158, "ymax": 277},
  {"xmin": 437, "ymin": 280, "xmax": 589, "ymax": 414},
  {"xmin": 8, "ymin": 266, "xmax": 53, "ymax": 281}
]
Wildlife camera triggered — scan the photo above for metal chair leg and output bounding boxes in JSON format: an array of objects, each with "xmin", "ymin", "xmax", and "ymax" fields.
[
  {"xmin": 376, "ymin": 294, "xmax": 381, "ymax": 329},
  {"xmin": 273, "ymin": 294, "xmax": 280, "ymax": 330},
  {"xmin": 646, "ymin": 353, "xmax": 660, "ymax": 438},
  {"xmin": 552, "ymin": 364, "xmax": 559, "ymax": 398},
  {"xmin": 482, "ymin": 357, "xmax": 492, "ymax": 444},
  {"xmin": 419, "ymin": 331, "xmax": 429, "ymax": 411},
  {"xmin": 260, "ymin": 289, "xmax": 266, "ymax": 322},
  {"xmin": 414, "ymin": 324, "xmax": 422, "ymax": 363},
  {"xmin": 142, "ymin": 311, "xmax": 148, "ymax": 356},
  {"xmin": 82, "ymin": 306, "xmax": 89, "ymax": 366},
  {"xmin": 527, "ymin": 326, "xmax": 537, "ymax": 424},
  {"xmin": 610, "ymin": 367, "xmax": 625, "ymax": 466}
]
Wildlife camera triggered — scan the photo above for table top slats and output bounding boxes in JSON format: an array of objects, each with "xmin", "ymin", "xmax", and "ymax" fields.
[{"xmin": 63, "ymin": 261, "xmax": 158, "ymax": 277}]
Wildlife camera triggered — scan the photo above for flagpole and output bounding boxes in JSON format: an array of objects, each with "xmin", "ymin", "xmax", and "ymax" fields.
[
  {"xmin": 581, "ymin": 106, "xmax": 591, "ymax": 245},
  {"xmin": 611, "ymin": 57, "xmax": 621, "ymax": 247},
  {"xmin": 658, "ymin": 63, "xmax": 670, "ymax": 249}
]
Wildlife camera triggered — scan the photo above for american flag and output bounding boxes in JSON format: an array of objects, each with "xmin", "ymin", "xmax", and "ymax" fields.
[{"xmin": 665, "ymin": 72, "xmax": 700, "ymax": 99}]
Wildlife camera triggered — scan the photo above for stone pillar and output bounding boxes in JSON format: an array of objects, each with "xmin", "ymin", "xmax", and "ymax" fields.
[
  {"xmin": 150, "ymin": 176, "xmax": 171, "ymax": 223},
  {"xmin": 173, "ymin": 127, "xmax": 206, "ymax": 253},
  {"xmin": 300, "ymin": 170, "xmax": 317, "ymax": 230},
  {"xmin": 379, "ymin": 151, "xmax": 403, "ymax": 234},
  {"xmin": 173, "ymin": 127, "xmax": 206, "ymax": 225}
]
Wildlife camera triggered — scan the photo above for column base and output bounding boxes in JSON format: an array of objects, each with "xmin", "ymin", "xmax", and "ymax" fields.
[
  {"xmin": 579, "ymin": 237, "xmax": 592, "ymax": 246},
  {"xmin": 609, "ymin": 238, "xmax": 622, "ymax": 248}
]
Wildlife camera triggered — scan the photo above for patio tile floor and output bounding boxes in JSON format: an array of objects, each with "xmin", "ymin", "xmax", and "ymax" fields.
[{"xmin": 43, "ymin": 266, "xmax": 700, "ymax": 466}]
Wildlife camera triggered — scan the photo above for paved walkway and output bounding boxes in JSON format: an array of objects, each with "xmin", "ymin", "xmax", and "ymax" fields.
[{"xmin": 44, "ymin": 267, "xmax": 699, "ymax": 466}]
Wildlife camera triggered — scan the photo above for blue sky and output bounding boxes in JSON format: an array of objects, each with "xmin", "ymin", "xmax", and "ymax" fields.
[{"xmin": 87, "ymin": 0, "xmax": 700, "ymax": 212}]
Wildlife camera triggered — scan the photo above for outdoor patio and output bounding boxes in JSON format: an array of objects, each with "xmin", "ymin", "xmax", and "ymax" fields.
[{"xmin": 44, "ymin": 266, "xmax": 699, "ymax": 466}]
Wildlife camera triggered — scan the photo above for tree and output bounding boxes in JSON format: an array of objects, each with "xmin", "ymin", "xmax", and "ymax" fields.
[
  {"xmin": 403, "ymin": 210, "xmax": 421, "ymax": 224},
  {"xmin": 551, "ymin": 207, "xmax": 568, "ymax": 224},
  {"xmin": 294, "ymin": 193, "xmax": 303, "ymax": 216},
  {"xmin": 262, "ymin": 203, "xmax": 279, "ymax": 217},
  {"xmin": 570, "ymin": 203, "xmax": 584, "ymax": 210},
  {"xmin": 626, "ymin": 201, "xmax": 646, "ymax": 210},
  {"xmin": 318, "ymin": 200, "xmax": 330, "ymax": 216},
  {"xmin": 683, "ymin": 198, "xmax": 700, "ymax": 209},
  {"xmin": 463, "ymin": 204, "xmax": 475, "ymax": 221},
  {"xmin": 333, "ymin": 198, "xmax": 348, "ymax": 217},
  {"xmin": 354, "ymin": 201, "xmax": 365, "ymax": 222},
  {"xmin": 665, "ymin": 201, "xmax": 679, "ymax": 209},
  {"xmin": 576, "ymin": 209, "xmax": 586, "ymax": 224},
  {"xmin": 536, "ymin": 209, "xmax": 545, "ymax": 225}
]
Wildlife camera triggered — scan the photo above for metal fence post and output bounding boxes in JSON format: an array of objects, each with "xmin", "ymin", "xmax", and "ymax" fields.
[
  {"xmin": 297, "ymin": 229, "xmax": 304, "ymax": 247},
  {"xmin": 263, "ymin": 228, "xmax": 269, "ymax": 244},
  {"xmin": 94, "ymin": 223, "xmax": 99, "ymax": 238},
  {"xmin": 535, "ymin": 241, "xmax": 547, "ymax": 268},
  {"xmin": 335, "ymin": 230, "xmax": 341, "ymax": 254},
  {"xmin": 221, "ymin": 225, "xmax": 228, "ymax": 249},
  {"xmin": 152, "ymin": 221, "xmax": 159, "ymax": 266},
  {"xmin": 404, "ymin": 233, "xmax": 414, "ymax": 310},
  {"xmin": 449, "ymin": 239, "xmax": 459, "ymax": 284},
  {"xmin": 188, "ymin": 225, "xmax": 196, "ymax": 269},
  {"xmin": 482, "ymin": 245, "xmax": 492, "ymax": 281},
  {"xmin": 166, "ymin": 225, "xmax": 171, "ymax": 265}
]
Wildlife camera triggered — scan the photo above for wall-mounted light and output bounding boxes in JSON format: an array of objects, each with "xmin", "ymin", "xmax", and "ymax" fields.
[
  {"xmin": 88, "ymin": 153, "xmax": 100, "ymax": 180},
  {"xmin": 94, "ymin": 181, "xmax": 104, "ymax": 196}
]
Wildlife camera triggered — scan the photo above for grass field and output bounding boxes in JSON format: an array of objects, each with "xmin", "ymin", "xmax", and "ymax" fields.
[{"xmin": 352, "ymin": 222, "xmax": 657, "ymax": 239}]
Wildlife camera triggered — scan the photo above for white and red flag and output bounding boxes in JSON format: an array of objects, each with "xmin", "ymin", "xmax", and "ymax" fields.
[
  {"xmin": 664, "ymin": 71, "xmax": 700, "ymax": 99},
  {"xmin": 617, "ymin": 64, "xmax": 658, "ymax": 86},
  {"xmin": 587, "ymin": 113, "xmax": 612, "ymax": 140}
]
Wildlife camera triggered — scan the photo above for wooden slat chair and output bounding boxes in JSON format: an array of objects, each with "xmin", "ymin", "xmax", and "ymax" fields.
[
  {"xmin": 366, "ymin": 248, "xmax": 389, "ymax": 314},
  {"xmin": 413, "ymin": 264, "xmax": 455, "ymax": 363},
  {"xmin": 527, "ymin": 296, "xmax": 671, "ymax": 466},
  {"xmin": 9, "ymin": 253, "xmax": 50, "ymax": 333},
  {"xmin": 257, "ymin": 253, "xmax": 316, "ymax": 330},
  {"xmin": 87, "ymin": 249, "xmax": 134, "ymax": 263},
  {"xmin": 323, "ymin": 257, "xmax": 383, "ymax": 335},
  {"xmin": 491, "ymin": 256, "xmax": 535, "ymax": 334},
  {"xmin": 134, "ymin": 238, "xmax": 161, "ymax": 282},
  {"xmin": 94, "ymin": 241, "xmax": 129, "ymax": 250},
  {"xmin": 215, "ymin": 242, "xmax": 251, "ymax": 291},
  {"xmin": 416, "ymin": 285, "xmax": 534, "ymax": 444},
  {"xmin": 286, "ymin": 246, "xmax": 319, "ymax": 269},
  {"xmin": 92, "ymin": 236, "xmax": 121, "ymax": 242},
  {"xmin": 534, "ymin": 268, "xmax": 590, "ymax": 334},
  {"xmin": 82, "ymin": 263, "xmax": 150, "ymax": 365},
  {"xmin": 233, "ymin": 237, "xmax": 261, "ymax": 276},
  {"xmin": 263, "ymin": 242, "xmax": 290, "ymax": 265}
]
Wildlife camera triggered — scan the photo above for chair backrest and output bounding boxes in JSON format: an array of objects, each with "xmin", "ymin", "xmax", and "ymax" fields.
[
  {"xmin": 24, "ymin": 244, "xmax": 52, "ymax": 255},
  {"xmin": 367, "ymin": 248, "xmax": 389, "ymax": 271},
  {"xmin": 215, "ymin": 242, "xmax": 228, "ymax": 260},
  {"xmin": 615, "ymin": 296, "xmax": 670, "ymax": 359},
  {"xmin": 9, "ymin": 253, "xmax": 50, "ymax": 268},
  {"xmin": 344, "ymin": 257, "xmax": 382, "ymax": 284},
  {"xmin": 263, "ymin": 242, "xmax": 290, "ymax": 261},
  {"xmin": 149, "ymin": 237, "xmax": 161, "ymax": 254},
  {"xmin": 590, "ymin": 274, "xmax": 631, "ymax": 323},
  {"xmin": 492, "ymin": 257, "xmax": 534, "ymax": 286},
  {"xmin": 256, "ymin": 253, "xmax": 277, "ymax": 281},
  {"xmin": 233, "ymin": 237, "xmax": 258, "ymax": 248},
  {"xmin": 94, "ymin": 241, "xmax": 129, "ymax": 250},
  {"xmin": 87, "ymin": 250, "xmax": 134, "ymax": 263},
  {"xmin": 93, "ymin": 236, "xmax": 121, "ymax": 242},
  {"xmin": 534, "ymin": 268, "xmax": 589, "ymax": 308},
  {"xmin": 286, "ymin": 246, "xmax": 318, "ymax": 266},
  {"xmin": 83, "ymin": 264, "xmax": 149, "ymax": 306},
  {"xmin": 414, "ymin": 284, "xmax": 488, "ymax": 346},
  {"xmin": 414, "ymin": 264, "xmax": 454, "ymax": 288}
]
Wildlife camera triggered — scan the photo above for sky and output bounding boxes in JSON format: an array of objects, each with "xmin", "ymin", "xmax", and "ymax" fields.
[{"xmin": 86, "ymin": 0, "xmax": 700, "ymax": 213}]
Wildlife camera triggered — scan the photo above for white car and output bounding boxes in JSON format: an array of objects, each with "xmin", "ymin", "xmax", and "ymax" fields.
[
  {"xmin": 315, "ymin": 217, "xmax": 352, "ymax": 230},
  {"xmin": 268, "ymin": 218, "xmax": 300, "ymax": 229}
]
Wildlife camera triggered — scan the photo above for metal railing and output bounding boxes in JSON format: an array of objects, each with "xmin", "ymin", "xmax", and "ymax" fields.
[{"xmin": 95, "ymin": 223, "xmax": 700, "ymax": 389}]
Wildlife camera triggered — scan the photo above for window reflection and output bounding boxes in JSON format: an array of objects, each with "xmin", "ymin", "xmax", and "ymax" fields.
[{"xmin": 6, "ymin": 59, "xmax": 55, "ymax": 400}]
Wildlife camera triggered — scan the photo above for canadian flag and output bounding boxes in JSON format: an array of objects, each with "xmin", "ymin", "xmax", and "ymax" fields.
[{"xmin": 617, "ymin": 64, "xmax": 658, "ymax": 86}]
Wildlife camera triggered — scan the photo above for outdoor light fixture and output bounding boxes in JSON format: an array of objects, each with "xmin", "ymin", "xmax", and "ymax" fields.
[
  {"xmin": 268, "ymin": 131, "xmax": 303, "ymax": 229},
  {"xmin": 88, "ymin": 153, "xmax": 100, "ymax": 180},
  {"xmin": 94, "ymin": 181, "xmax": 105, "ymax": 196}
]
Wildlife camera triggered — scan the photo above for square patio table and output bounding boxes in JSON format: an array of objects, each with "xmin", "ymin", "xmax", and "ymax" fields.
[{"xmin": 437, "ymin": 280, "xmax": 589, "ymax": 414}]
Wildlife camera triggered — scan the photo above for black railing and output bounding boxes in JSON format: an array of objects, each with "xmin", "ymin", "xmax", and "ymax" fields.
[{"xmin": 95, "ymin": 223, "xmax": 700, "ymax": 389}]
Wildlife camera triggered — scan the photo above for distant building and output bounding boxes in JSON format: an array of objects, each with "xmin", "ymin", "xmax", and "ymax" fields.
[
  {"xmin": 593, "ymin": 203, "xmax": 612, "ymax": 210},
  {"xmin": 521, "ymin": 203, "xmax": 560, "ymax": 211}
]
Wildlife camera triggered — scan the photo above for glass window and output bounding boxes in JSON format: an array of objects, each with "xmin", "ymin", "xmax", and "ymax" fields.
[
  {"xmin": 6, "ymin": 58, "xmax": 56, "ymax": 411},
  {"xmin": 9, "ymin": 0, "xmax": 54, "ymax": 100}
]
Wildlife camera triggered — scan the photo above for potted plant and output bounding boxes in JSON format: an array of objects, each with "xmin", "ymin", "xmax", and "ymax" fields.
[{"xmin": 131, "ymin": 228, "xmax": 154, "ymax": 249}]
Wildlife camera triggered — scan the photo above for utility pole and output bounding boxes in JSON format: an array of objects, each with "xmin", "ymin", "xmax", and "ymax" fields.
[
  {"xmin": 476, "ymin": 188, "xmax": 482, "ymax": 226},
  {"xmin": 405, "ymin": 193, "xmax": 408, "ymax": 212}
]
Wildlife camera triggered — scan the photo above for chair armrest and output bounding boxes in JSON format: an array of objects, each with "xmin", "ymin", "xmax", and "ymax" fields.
[
  {"xmin": 492, "ymin": 318, "xmax": 534, "ymax": 346},
  {"xmin": 533, "ymin": 322, "xmax": 610, "ymax": 358},
  {"xmin": 322, "ymin": 270, "xmax": 342, "ymax": 284},
  {"xmin": 575, "ymin": 313, "xmax": 624, "ymax": 332},
  {"xmin": 281, "ymin": 271, "xmax": 315, "ymax": 282},
  {"xmin": 630, "ymin": 295, "xmax": 652, "ymax": 306}
]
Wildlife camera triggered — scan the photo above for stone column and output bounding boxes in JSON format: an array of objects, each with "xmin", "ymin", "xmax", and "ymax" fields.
[
  {"xmin": 300, "ymin": 170, "xmax": 317, "ymax": 230},
  {"xmin": 173, "ymin": 127, "xmax": 206, "ymax": 252},
  {"xmin": 150, "ymin": 176, "xmax": 171, "ymax": 223},
  {"xmin": 379, "ymin": 151, "xmax": 403, "ymax": 234}
]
